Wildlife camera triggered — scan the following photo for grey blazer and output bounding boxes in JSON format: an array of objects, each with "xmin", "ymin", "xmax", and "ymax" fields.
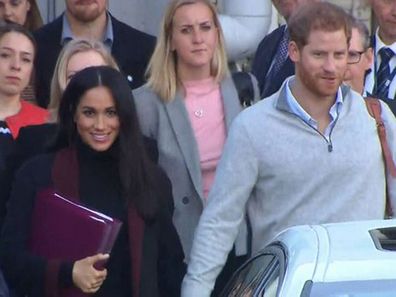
[{"xmin": 133, "ymin": 76, "xmax": 258, "ymax": 261}]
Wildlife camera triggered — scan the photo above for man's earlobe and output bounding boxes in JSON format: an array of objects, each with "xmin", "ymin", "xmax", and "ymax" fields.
[
  {"xmin": 365, "ymin": 47, "xmax": 374, "ymax": 70},
  {"xmin": 288, "ymin": 41, "xmax": 299, "ymax": 63}
]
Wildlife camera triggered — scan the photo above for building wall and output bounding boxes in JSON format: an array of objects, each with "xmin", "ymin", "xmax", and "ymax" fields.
[{"xmin": 329, "ymin": 0, "xmax": 372, "ymax": 33}]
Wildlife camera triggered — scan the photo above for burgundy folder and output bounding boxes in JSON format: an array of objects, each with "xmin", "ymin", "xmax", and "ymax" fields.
[{"xmin": 28, "ymin": 187, "xmax": 122, "ymax": 296}]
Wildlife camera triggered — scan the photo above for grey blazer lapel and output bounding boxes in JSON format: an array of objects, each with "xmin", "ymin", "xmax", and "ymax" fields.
[
  {"xmin": 220, "ymin": 77, "xmax": 243, "ymax": 129},
  {"xmin": 165, "ymin": 93, "xmax": 204, "ymax": 200}
]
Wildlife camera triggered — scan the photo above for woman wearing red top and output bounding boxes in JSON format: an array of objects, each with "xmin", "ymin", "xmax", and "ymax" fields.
[{"xmin": 0, "ymin": 23, "xmax": 48, "ymax": 231}]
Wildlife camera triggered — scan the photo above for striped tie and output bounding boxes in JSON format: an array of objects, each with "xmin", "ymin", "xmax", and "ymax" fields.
[
  {"xmin": 269, "ymin": 30, "xmax": 289, "ymax": 78},
  {"xmin": 262, "ymin": 29, "xmax": 289, "ymax": 97},
  {"xmin": 376, "ymin": 47, "xmax": 394, "ymax": 99}
]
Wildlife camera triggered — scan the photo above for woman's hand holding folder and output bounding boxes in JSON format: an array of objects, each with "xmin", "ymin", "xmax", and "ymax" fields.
[{"xmin": 72, "ymin": 253, "xmax": 109, "ymax": 293}]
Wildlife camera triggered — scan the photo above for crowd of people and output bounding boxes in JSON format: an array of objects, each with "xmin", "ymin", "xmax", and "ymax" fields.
[{"xmin": 0, "ymin": 0, "xmax": 395, "ymax": 296}]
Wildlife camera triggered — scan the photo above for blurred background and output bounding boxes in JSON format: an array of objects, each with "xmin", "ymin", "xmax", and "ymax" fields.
[{"xmin": 36, "ymin": 0, "xmax": 373, "ymax": 66}]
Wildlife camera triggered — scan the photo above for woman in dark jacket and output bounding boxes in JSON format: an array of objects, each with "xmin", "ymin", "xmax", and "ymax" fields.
[{"xmin": 0, "ymin": 66, "xmax": 185, "ymax": 297}]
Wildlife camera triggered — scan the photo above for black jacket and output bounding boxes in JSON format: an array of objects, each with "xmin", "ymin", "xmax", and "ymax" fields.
[{"xmin": 252, "ymin": 25, "xmax": 295, "ymax": 98}]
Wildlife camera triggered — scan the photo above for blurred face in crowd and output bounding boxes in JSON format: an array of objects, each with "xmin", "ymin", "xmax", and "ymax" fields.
[
  {"xmin": 344, "ymin": 28, "xmax": 373, "ymax": 94},
  {"xmin": 171, "ymin": 2, "xmax": 218, "ymax": 80},
  {"xmin": 272, "ymin": 0, "xmax": 318, "ymax": 20},
  {"xmin": 370, "ymin": 0, "xmax": 396, "ymax": 44},
  {"xmin": 66, "ymin": 50, "xmax": 106, "ymax": 84},
  {"xmin": 74, "ymin": 86, "xmax": 120, "ymax": 152},
  {"xmin": 0, "ymin": 31, "xmax": 33, "ymax": 98},
  {"xmin": 289, "ymin": 29, "xmax": 348, "ymax": 99},
  {"xmin": 0, "ymin": 0, "xmax": 30, "ymax": 26},
  {"xmin": 65, "ymin": 0, "xmax": 107, "ymax": 23}
]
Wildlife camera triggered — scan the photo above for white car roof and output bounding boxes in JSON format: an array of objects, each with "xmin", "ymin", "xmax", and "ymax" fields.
[{"xmin": 274, "ymin": 219, "xmax": 396, "ymax": 294}]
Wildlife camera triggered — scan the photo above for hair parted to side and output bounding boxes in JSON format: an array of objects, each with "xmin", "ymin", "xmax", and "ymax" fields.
[
  {"xmin": 55, "ymin": 66, "xmax": 159, "ymax": 220},
  {"xmin": 48, "ymin": 39, "xmax": 119, "ymax": 121},
  {"xmin": 25, "ymin": 0, "xmax": 43, "ymax": 31},
  {"xmin": 288, "ymin": 2, "xmax": 351, "ymax": 49},
  {"xmin": 145, "ymin": 0, "xmax": 229, "ymax": 102},
  {"xmin": 0, "ymin": 22, "xmax": 36, "ymax": 52}
]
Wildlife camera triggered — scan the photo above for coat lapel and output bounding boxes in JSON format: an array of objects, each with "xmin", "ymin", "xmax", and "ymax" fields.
[
  {"xmin": 52, "ymin": 146, "xmax": 80, "ymax": 201},
  {"xmin": 128, "ymin": 205, "xmax": 144, "ymax": 297},
  {"xmin": 220, "ymin": 77, "xmax": 243, "ymax": 128},
  {"xmin": 165, "ymin": 93, "xmax": 204, "ymax": 201}
]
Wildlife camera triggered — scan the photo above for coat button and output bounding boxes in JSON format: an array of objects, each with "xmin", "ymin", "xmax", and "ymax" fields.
[{"xmin": 182, "ymin": 197, "xmax": 190, "ymax": 204}]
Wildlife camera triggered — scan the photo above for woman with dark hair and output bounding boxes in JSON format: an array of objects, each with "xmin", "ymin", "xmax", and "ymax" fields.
[{"xmin": 0, "ymin": 66, "xmax": 185, "ymax": 297}]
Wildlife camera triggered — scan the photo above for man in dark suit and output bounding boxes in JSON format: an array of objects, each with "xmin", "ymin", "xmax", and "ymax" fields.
[
  {"xmin": 252, "ymin": 0, "xmax": 318, "ymax": 98},
  {"xmin": 33, "ymin": 0, "xmax": 156, "ymax": 108},
  {"xmin": 364, "ymin": 0, "xmax": 396, "ymax": 102}
]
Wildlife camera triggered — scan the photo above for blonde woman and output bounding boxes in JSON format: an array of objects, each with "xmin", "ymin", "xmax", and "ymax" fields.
[
  {"xmin": 133, "ymin": 0, "xmax": 258, "ymax": 294},
  {"xmin": 48, "ymin": 39, "xmax": 119, "ymax": 121}
]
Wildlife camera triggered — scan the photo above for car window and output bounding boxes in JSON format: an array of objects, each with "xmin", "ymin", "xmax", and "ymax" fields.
[
  {"xmin": 257, "ymin": 269, "xmax": 280, "ymax": 297},
  {"xmin": 221, "ymin": 244, "xmax": 286, "ymax": 297},
  {"xmin": 224, "ymin": 254, "xmax": 275, "ymax": 296}
]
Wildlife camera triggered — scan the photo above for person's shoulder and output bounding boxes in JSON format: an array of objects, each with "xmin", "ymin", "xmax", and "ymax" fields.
[
  {"xmin": 18, "ymin": 123, "xmax": 57, "ymax": 143},
  {"xmin": 110, "ymin": 14, "xmax": 156, "ymax": 43},
  {"xmin": 133, "ymin": 85, "xmax": 161, "ymax": 105},
  {"xmin": 243, "ymin": 94, "xmax": 276, "ymax": 116},
  {"xmin": 21, "ymin": 101, "xmax": 48, "ymax": 114},
  {"xmin": 133, "ymin": 84, "xmax": 152, "ymax": 97},
  {"xmin": 19, "ymin": 123, "xmax": 56, "ymax": 135},
  {"xmin": 20, "ymin": 101, "xmax": 49, "ymax": 122},
  {"xmin": 342, "ymin": 85, "xmax": 367, "ymax": 109},
  {"xmin": 257, "ymin": 25, "xmax": 286, "ymax": 48},
  {"xmin": 33, "ymin": 15, "xmax": 63, "ymax": 41},
  {"xmin": 15, "ymin": 152, "xmax": 55, "ymax": 181},
  {"xmin": 229, "ymin": 93, "xmax": 277, "ymax": 135}
]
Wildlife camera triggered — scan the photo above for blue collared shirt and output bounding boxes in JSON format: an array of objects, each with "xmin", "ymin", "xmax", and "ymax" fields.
[
  {"xmin": 61, "ymin": 12, "xmax": 114, "ymax": 49},
  {"xmin": 285, "ymin": 77, "xmax": 344, "ymax": 141}
]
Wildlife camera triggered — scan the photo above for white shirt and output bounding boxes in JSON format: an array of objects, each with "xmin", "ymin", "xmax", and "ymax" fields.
[{"xmin": 364, "ymin": 29, "xmax": 396, "ymax": 99}]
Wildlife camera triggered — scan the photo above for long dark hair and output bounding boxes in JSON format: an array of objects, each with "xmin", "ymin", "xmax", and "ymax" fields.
[{"xmin": 54, "ymin": 66, "xmax": 159, "ymax": 220}]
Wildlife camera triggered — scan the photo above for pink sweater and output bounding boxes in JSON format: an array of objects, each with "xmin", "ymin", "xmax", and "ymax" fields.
[{"xmin": 184, "ymin": 78, "xmax": 226, "ymax": 199}]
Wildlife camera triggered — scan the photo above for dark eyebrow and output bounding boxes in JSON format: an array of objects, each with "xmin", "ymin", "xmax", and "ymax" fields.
[{"xmin": 0, "ymin": 46, "xmax": 33, "ymax": 56}]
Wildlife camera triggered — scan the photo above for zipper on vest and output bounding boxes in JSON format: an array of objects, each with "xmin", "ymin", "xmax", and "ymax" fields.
[
  {"xmin": 286, "ymin": 102, "xmax": 340, "ymax": 153},
  {"xmin": 328, "ymin": 142, "xmax": 333, "ymax": 152},
  {"xmin": 309, "ymin": 118, "xmax": 338, "ymax": 153},
  {"xmin": 288, "ymin": 111, "xmax": 339, "ymax": 153}
]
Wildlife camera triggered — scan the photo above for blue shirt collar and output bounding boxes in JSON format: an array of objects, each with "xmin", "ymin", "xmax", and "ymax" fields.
[
  {"xmin": 285, "ymin": 76, "xmax": 344, "ymax": 129},
  {"xmin": 61, "ymin": 12, "xmax": 114, "ymax": 48}
]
